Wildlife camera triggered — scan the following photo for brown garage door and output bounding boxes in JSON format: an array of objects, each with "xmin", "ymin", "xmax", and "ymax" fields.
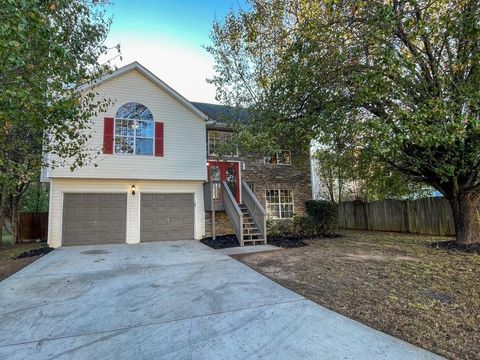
[
  {"xmin": 141, "ymin": 193, "xmax": 194, "ymax": 242},
  {"xmin": 62, "ymin": 193, "xmax": 127, "ymax": 246}
]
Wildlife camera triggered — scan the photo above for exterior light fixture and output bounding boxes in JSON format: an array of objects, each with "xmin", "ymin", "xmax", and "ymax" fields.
[{"xmin": 131, "ymin": 184, "xmax": 136, "ymax": 196}]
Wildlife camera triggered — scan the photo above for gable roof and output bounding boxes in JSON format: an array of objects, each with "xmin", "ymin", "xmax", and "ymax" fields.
[
  {"xmin": 81, "ymin": 62, "xmax": 209, "ymax": 121},
  {"xmin": 191, "ymin": 102, "xmax": 250, "ymax": 124}
]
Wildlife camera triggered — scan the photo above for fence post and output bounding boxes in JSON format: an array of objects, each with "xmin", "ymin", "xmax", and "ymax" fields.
[
  {"xmin": 365, "ymin": 202, "xmax": 371, "ymax": 231},
  {"xmin": 404, "ymin": 201, "xmax": 411, "ymax": 233}
]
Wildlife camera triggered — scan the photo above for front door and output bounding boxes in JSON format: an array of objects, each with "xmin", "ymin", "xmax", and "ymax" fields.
[{"xmin": 207, "ymin": 161, "xmax": 240, "ymax": 202}]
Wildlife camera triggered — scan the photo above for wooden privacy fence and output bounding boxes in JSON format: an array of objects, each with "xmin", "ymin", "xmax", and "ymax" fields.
[
  {"xmin": 19, "ymin": 212, "xmax": 48, "ymax": 241},
  {"xmin": 338, "ymin": 197, "xmax": 455, "ymax": 236}
]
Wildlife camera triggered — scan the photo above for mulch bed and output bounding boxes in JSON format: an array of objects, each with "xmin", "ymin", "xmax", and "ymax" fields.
[
  {"xmin": 429, "ymin": 240, "xmax": 480, "ymax": 254},
  {"xmin": 201, "ymin": 235, "xmax": 239, "ymax": 249},
  {"xmin": 13, "ymin": 246, "xmax": 54, "ymax": 259},
  {"xmin": 201, "ymin": 233, "xmax": 341, "ymax": 249}
]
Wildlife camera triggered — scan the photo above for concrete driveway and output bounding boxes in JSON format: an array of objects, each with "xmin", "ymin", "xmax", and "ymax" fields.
[{"xmin": 0, "ymin": 241, "xmax": 442, "ymax": 359}]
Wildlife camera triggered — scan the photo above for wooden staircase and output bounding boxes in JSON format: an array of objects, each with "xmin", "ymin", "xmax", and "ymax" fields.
[{"xmin": 239, "ymin": 204, "xmax": 266, "ymax": 245}]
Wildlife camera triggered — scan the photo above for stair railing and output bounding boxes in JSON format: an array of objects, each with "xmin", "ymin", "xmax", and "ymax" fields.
[
  {"xmin": 241, "ymin": 181, "xmax": 267, "ymax": 243},
  {"xmin": 222, "ymin": 181, "xmax": 244, "ymax": 246}
]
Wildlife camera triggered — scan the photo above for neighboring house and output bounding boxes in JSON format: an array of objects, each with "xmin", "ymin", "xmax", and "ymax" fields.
[{"xmin": 42, "ymin": 62, "xmax": 312, "ymax": 248}]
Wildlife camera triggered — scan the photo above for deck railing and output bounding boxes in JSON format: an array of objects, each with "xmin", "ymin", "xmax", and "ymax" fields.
[
  {"xmin": 241, "ymin": 181, "xmax": 267, "ymax": 242},
  {"xmin": 203, "ymin": 181, "xmax": 224, "ymax": 211},
  {"xmin": 222, "ymin": 181, "xmax": 244, "ymax": 246}
]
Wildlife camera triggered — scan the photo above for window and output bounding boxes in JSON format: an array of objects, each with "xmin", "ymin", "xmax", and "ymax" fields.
[
  {"xmin": 208, "ymin": 131, "xmax": 238, "ymax": 157},
  {"xmin": 114, "ymin": 102, "xmax": 154, "ymax": 155},
  {"xmin": 265, "ymin": 189, "xmax": 294, "ymax": 219},
  {"xmin": 264, "ymin": 150, "xmax": 291, "ymax": 165}
]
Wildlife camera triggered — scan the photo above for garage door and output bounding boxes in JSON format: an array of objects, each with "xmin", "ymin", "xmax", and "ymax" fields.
[
  {"xmin": 141, "ymin": 193, "xmax": 194, "ymax": 242},
  {"xmin": 62, "ymin": 193, "xmax": 127, "ymax": 246}
]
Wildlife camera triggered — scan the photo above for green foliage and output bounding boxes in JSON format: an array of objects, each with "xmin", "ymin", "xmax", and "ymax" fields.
[
  {"xmin": 266, "ymin": 219, "xmax": 294, "ymax": 237},
  {"xmin": 209, "ymin": 0, "xmax": 480, "ymax": 243},
  {"xmin": 305, "ymin": 200, "xmax": 338, "ymax": 234},
  {"xmin": 292, "ymin": 215, "xmax": 316, "ymax": 236},
  {"xmin": 0, "ymin": 0, "xmax": 118, "ymax": 243},
  {"xmin": 267, "ymin": 201, "xmax": 339, "ymax": 237},
  {"xmin": 20, "ymin": 182, "xmax": 49, "ymax": 213},
  {"xmin": 0, "ymin": 0, "xmax": 118, "ymax": 173}
]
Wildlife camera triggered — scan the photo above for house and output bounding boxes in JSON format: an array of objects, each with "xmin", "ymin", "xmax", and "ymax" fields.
[{"xmin": 42, "ymin": 62, "xmax": 312, "ymax": 248}]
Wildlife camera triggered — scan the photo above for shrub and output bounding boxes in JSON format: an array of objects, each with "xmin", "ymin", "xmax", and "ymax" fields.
[
  {"xmin": 267, "ymin": 219, "xmax": 294, "ymax": 237},
  {"xmin": 305, "ymin": 200, "xmax": 338, "ymax": 234},
  {"xmin": 292, "ymin": 215, "xmax": 317, "ymax": 236}
]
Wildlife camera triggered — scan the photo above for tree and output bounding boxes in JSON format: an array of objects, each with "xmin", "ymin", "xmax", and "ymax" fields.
[
  {"xmin": 208, "ymin": 0, "xmax": 480, "ymax": 244},
  {"xmin": 314, "ymin": 140, "xmax": 432, "ymax": 203},
  {"xmin": 0, "ymin": 0, "xmax": 118, "ymax": 243}
]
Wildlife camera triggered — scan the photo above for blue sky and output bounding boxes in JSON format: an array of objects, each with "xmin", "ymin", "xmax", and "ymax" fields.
[{"xmin": 105, "ymin": 0, "xmax": 249, "ymax": 103}]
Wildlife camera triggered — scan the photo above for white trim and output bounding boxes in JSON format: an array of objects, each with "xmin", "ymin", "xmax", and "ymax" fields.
[
  {"xmin": 264, "ymin": 188, "xmax": 295, "ymax": 219},
  {"xmin": 58, "ymin": 191, "xmax": 129, "ymax": 246},
  {"xmin": 113, "ymin": 116, "xmax": 155, "ymax": 156},
  {"xmin": 309, "ymin": 145, "xmax": 315, "ymax": 199},
  {"xmin": 138, "ymin": 191, "xmax": 197, "ymax": 240},
  {"xmin": 206, "ymin": 159, "xmax": 242, "ymax": 202},
  {"xmin": 47, "ymin": 181, "xmax": 55, "ymax": 245},
  {"xmin": 79, "ymin": 62, "xmax": 209, "ymax": 122},
  {"xmin": 264, "ymin": 150, "xmax": 292, "ymax": 166},
  {"xmin": 207, "ymin": 130, "xmax": 239, "ymax": 157}
]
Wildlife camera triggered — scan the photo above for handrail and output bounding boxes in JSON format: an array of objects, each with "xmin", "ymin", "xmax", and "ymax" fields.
[
  {"xmin": 242, "ymin": 181, "xmax": 266, "ymax": 215},
  {"xmin": 241, "ymin": 181, "xmax": 267, "ymax": 242},
  {"xmin": 222, "ymin": 181, "xmax": 244, "ymax": 246}
]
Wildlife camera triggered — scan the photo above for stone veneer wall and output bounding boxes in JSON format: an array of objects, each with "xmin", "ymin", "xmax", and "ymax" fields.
[
  {"xmin": 240, "ymin": 150, "xmax": 312, "ymax": 216},
  {"xmin": 204, "ymin": 211, "xmax": 235, "ymax": 237}
]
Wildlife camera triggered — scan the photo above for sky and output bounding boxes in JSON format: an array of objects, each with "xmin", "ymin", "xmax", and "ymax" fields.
[{"xmin": 104, "ymin": 0, "xmax": 249, "ymax": 104}]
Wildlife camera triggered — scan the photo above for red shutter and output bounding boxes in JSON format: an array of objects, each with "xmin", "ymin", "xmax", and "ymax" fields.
[
  {"xmin": 155, "ymin": 122, "xmax": 164, "ymax": 157},
  {"xmin": 103, "ymin": 117, "xmax": 114, "ymax": 154}
]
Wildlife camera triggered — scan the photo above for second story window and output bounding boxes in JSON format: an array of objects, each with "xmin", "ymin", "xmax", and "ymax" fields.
[
  {"xmin": 264, "ymin": 150, "xmax": 291, "ymax": 165},
  {"xmin": 208, "ymin": 130, "xmax": 238, "ymax": 157},
  {"xmin": 115, "ymin": 102, "xmax": 154, "ymax": 155}
]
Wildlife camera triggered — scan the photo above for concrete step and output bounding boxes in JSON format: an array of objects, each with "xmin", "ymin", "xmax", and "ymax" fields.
[
  {"xmin": 243, "ymin": 235, "xmax": 263, "ymax": 240},
  {"xmin": 243, "ymin": 239, "xmax": 266, "ymax": 245}
]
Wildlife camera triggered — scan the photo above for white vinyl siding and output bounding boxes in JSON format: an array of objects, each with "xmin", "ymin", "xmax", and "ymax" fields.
[
  {"xmin": 47, "ymin": 178, "xmax": 205, "ymax": 248},
  {"xmin": 45, "ymin": 69, "xmax": 206, "ymax": 181}
]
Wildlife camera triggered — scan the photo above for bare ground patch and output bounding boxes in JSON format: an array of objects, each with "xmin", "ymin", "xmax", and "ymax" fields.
[
  {"xmin": 233, "ymin": 230, "xmax": 480, "ymax": 360},
  {"xmin": 0, "ymin": 242, "xmax": 48, "ymax": 281}
]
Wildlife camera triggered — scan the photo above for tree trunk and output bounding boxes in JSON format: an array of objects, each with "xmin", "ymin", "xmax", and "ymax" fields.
[
  {"xmin": 448, "ymin": 192, "xmax": 480, "ymax": 244},
  {"xmin": 10, "ymin": 196, "xmax": 19, "ymax": 244},
  {"xmin": 0, "ymin": 185, "xmax": 6, "ymax": 244}
]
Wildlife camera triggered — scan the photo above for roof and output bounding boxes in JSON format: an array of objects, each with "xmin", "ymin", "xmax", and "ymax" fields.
[
  {"xmin": 80, "ymin": 62, "xmax": 209, "ymax": 121},
  {"xmin": 191, "ymin": 102, "xmax": 250, "ymax": 124}
]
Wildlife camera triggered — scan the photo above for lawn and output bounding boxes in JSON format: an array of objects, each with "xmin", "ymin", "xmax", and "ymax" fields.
[
  {"xmin": 233, "ymin": 230, "xmax": 480, "ymax": 360},
  {"xmin": 0, "ymin": 242, "xmax": 49, "ymax": 281},
  {"xmin": 2, "ymin": 228, "xmax": 12, "ymax": 245}
]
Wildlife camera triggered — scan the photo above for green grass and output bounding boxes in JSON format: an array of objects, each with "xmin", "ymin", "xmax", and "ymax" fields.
[
  {"xmin": 0, "ymin": 242, "xmax": 45, "ymax": 261},
  {"xmin": 1, "ymin": 229, "xmax": 12, "ymax": 245}
]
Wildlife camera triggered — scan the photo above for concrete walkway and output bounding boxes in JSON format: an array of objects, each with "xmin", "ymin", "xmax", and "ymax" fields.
[
  {"xmin": 218, "ymin": 244, "xmax": 281, "ymax": 255},
  {"xmin": 0, "ymin": 241, "xmax": 443, "ymax": 359}
]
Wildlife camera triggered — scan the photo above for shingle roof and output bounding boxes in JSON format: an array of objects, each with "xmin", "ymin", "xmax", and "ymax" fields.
[{"xmin": 191, "ymin": 102, "xmax": 250, "ymax": 124}]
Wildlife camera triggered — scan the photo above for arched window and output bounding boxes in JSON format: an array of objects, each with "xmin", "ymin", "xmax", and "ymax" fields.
[{"xmin": 114, "ymin": 102, "xmax": 154, "ymax": 155}]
